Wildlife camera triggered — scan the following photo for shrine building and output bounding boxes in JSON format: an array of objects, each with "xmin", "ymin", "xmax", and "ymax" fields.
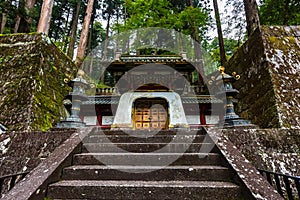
[{"xmin": 64, "ymin": 52, "xmax": 225, "ymax": 130}]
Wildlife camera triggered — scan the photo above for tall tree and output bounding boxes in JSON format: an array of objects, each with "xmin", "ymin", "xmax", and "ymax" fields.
[
  {"xmin": 60, "ymin": 3, "xmax": 71, "ymax": 52},
  {"xmin": 67, "ymin": 0, "xmax": 81, "ymax": 59},
  {"xmin": 37, "ymin": 0, "xmax": 54, "ymax": 34},
  {"xmin": 223, "ymin": 0, "xmax": 246, "ymax": 43},
  {"xmin": 14, "ymin": 0, "xmax": 36, "ymax": 32},
  {"xmin": 48, "ymin": 0, "xmax": 70, "ymax": 41},
  {"xmin": 213, "ymin": 0, "xmax": 226, "ymax": 66},
  {"xmin": 0, "ymin": 13, "xmax": 6, "ymax": 33},
  {"xmin": 0, "ymin": 0, "xmax": 7, "ymax": 33},
  {"xmin": 118, "ymin": 0, "xmax": 209, "ymax": 40},
  {"xmin": 13, "ymin": 0, "xmax": 24, "ymax": 33},
  {"xmin": 0, "ymin": 0, "xmax": 19, "ymax": 33},
  {"xmin": 102, "ymin": 1, "xmax": 113, "ymax": 60},
  {"xmin": 243, "ymin": 0, "xmax": 260, "ymax": 36},
  {"xmin": 206, "ymin": 37, "xmax": 241, "ymax": 70},
  {"xmin": 186, "ymin": 0, "xmax": 207, "ymax": 84},
  {"xmin": 117, "ymin": 0, "xmax": 210, "ymax": 84},
  {"xmin": 76, "ymin": 0, "xmax": 95, "ymax": 65},
  {"xmin": 259, "ymin": 0, "xmax": 300, "ymax": 25},
  {"xmin": 23, "ymin": 0, "xmax": 37, "ymax": 32}
]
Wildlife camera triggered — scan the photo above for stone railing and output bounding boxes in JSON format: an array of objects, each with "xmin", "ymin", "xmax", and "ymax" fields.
[
  {"xmin": 96, "ymin": 87, "xmax": 119, "ymax": 95},
  {"xmin": 183, "ymin": 85, "xmax": 206, "ymax": 95},
  {"xmin": 94, "ymin": 86, "xmax": 206, "ymax": 96}
]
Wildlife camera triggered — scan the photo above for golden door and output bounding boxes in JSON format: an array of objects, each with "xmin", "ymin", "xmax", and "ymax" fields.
[{"xmin": 133, "ymin": 99, "xmax": 168, "ymax": 130}]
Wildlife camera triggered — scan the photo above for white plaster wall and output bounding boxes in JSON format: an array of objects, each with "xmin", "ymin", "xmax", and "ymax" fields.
[{"xmin": 112, "ymin": 92, "xmax": 188, "ymax": 129}]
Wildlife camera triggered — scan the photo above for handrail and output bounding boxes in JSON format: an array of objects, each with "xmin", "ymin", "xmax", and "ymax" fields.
[
  {"xmin": 0, "ymin": 171, "xmax": 30, "ymax": 196},
  {"xmin": 258, "ymin": 169, "xmax": 300, "ymax": 200},
  {"xmin": 2, "ymin": 129, "xmax": 89, "ymax": 200}
]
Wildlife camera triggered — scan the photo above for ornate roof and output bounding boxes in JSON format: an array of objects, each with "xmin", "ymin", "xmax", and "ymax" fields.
[
  {"xmin": 106, "ymin": 54, "xmax": 198, "ymax": 72},
  {"xmin": 64, "ymin": 95, "xmax": 222, "ymax": 105}
]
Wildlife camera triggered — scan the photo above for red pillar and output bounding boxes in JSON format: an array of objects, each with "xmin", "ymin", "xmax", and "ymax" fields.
[{"xmin": 200, "ymin": 105, "xmax": 206, "ymax": 125}]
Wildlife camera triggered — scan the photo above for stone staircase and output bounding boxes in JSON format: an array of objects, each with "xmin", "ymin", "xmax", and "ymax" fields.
[{"xmin": 47, "ymin": 128, "xmax": 245, "ymax": 199}]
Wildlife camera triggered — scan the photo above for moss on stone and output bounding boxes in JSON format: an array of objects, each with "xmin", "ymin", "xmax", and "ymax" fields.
[
  {"xmin": 262, "ymin": 26, "xmax": 300, "ymax": 129},
  {"xmin": 0, "ymin": 129, "xmax": 75, "ymax": 176},
  {"xmin": 226, "ymin": 26, "xmax": 300, "ymax": 128},
  {"xmin": 224, "ymin": 128, "xmax": 300, "ymax": 176},
  {"xmin": 0, "ymin": 33, "xmax": 78, "ymax": 131}
]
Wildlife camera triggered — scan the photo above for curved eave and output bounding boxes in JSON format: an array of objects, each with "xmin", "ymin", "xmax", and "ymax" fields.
[
  {"xmin": 64, "ymin": 95, "xmax": 223, "ymax": 105},
  {"xmin": 105, "ymin": 55, "xmax": 199, "ymax": 72}
]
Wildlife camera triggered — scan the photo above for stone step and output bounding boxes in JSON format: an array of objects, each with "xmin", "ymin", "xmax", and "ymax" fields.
[
  {"xmin": 47, "ymin": 180, "xmax": 241, "ymax": 200},
  {"xmin": 82, "ymin": 134, "xmax": 208, "ymax": 144},
  {"xmin": 82, "ymin": 142, "xmax": 218, "ymax": 153},
  {"xmin": 73, "ymin": 152, "xmax": 223, "ymax": 166},
  {"xmin": 63, "ymin": 165, "xmax": 232, "ymax": 181},
  {"xmin": 88, "ymin": 129, "xmax": 206, "ymax": 137}
]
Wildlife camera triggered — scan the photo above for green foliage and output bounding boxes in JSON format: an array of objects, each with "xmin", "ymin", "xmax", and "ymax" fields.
[
  {"xmin": 101, "ymin": 0, "xmax": 124, "ymax": 20},
  {"xmin": 203, "ymin": 37, "xmax": 242, "ymax": 74},
  {"xmin": 115, "ymin": 0, "xmax": 172, "ymax": 31},
  {"xmin": 175, "ymin": 6, "xmax": 209, "ymax": 36},
  {"xmin": 96, "ymin": 78, "xmax": 111, "ymax": 88},
  {"xmin": 0, "ymin": 0, "xmax": 16, "ymax": 33},
  {"xmin": 223, "ymin": 0, "xmax": 247, "ymax": 41},
  {"xmin": 259, "ymin": 0, "xmax": 300, "ymax": 25},
  {"xmin": 113, "ymin": 0, "xmax": 211, "ymax": 64},
  {"xmin": 91, "ymin": 21, "xmax": 106, "ymax": 50},
  {"xmin": 116, "ymin": 0, "xmax": 210, "ymax": 36}
]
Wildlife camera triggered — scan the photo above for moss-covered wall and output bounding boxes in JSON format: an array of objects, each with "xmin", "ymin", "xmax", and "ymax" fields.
[
  {"xmin": 226, "ymin": 26, "xmax": 300, "ymax": 128},
  {"xmin": 0, "ymin": 33, "xmax": 77, "ymax": 131},
  {"xmin": 223, "ymin": 128, "xmax": 300, "ymax": 176},
  {"xmin": 262, "ymin": 26, "xmax": 300, "ymax": 129}
]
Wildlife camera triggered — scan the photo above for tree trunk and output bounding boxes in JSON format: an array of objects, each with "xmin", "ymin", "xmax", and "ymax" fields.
[
  {"xmin": 76, "ymin": 0, "xmax": 95, "ymax": 65},
  {"xmin": 14, "ymin": 0, "xmax": 23, "ymax": 33},
  {"xmin": 37, "ymin": 0, "xmax": 54, "ymax": 34},
  {"xmin": 0, "ymin": 13, "xmax": 7, "ymax": 33},
  {"xmin": 283, "ymin": 0, "xmax": 290, "ymax": 25},
  {"xmin": 23, "ymin": 0, "xmax": 37, "ymax": 32},
  {"xmin": 186, "ymin": 0, "xmax": 193, "ymax": 6},
  {"xmin": 102, "ymin": 12, "xmax": 111, "ymax": 60},
  {"xmin": 243, "ymin": 0, "xmax": 260, "ymax": 36},
  {"xmin": 87, "ymin": 7, "xmax": 96, "ymax": 54},
  {"xmin": 193, "ymin": 32, "xmax": 205, "ymax": 86},
  {"xmin": 187, "ymin": 0, "xmax": 205, "ymax": 85},
  {"xmin": 61, "ymin": 5, "xmax": 71, "ymax": 52},
  {"xmin": 14, "ymin": 0, "xmax": 37, "ymax": 33},
  {"xmin": 124, "ymin": 0, "xmax": 127, "ymax": 23},
  {"xmin": 67, "ymin": 0, "xmax": 81, "ymax": 59},
  {"xmin": 14, "ymin": 15, "xmax": 21, "ymax": 33},
  {"xmin": 0, "ymin": 0, "xmax": 11, "ymax": 33},
  {"xmin": 213, "ymin": 0, "xmax": 226, "ymax": 66},
  {"xmin": 100, "ymin": 12, "xmax": 111, "ymax": 82}
]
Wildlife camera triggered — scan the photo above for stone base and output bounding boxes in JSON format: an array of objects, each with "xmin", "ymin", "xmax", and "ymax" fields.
[
  {"xmin": 221, "ymin": 118, "xmax": 258, "ymax": 129},
  {"xmin": 56, "ymin": 121, "xmax": 86, "ymax": 128}
]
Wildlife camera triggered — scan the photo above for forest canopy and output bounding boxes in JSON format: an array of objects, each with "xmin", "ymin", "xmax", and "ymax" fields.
[{"xmin": 0, "ymin": 0, "xmax": 299, "ymax": 70}]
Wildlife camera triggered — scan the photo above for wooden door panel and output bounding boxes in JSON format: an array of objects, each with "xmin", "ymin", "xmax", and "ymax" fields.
[{"xmin": 134, "ymin": 99, "xmax": 168, "ymax": 130}]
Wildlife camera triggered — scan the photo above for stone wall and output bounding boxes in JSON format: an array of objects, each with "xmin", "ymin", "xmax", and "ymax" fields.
[
  {"xmin": 0, "ymin": 33, "xmax": 77, "ymax": 131},
  {"xmin": 0, "ymin": 129, "xmax": 75, "ymax": 177},
  {"xmin": 226, "ymin": 26, "xmax": 300, "ymax": 128},
  {"xmin": 223, "ymin": 128, "xmax": 300, "ymax": 176}
]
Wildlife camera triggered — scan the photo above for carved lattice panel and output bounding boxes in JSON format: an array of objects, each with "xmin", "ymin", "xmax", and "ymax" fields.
[{"xmin": 134, "ymin": 99, "xmax": 168, "ymax": 130}]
